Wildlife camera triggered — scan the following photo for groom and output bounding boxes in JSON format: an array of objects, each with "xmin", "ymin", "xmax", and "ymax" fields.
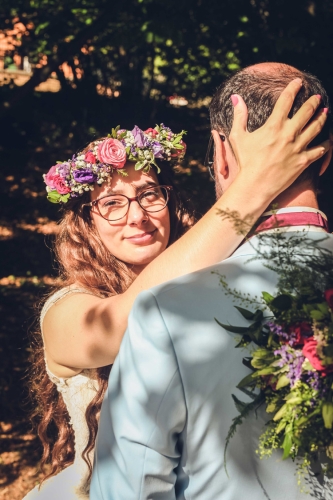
[{"xmin": 91, "ymin": 64, "xmax": 333, "ymax": 499}]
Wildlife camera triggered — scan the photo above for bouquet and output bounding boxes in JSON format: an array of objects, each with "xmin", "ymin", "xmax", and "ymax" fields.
[{"xmin": 216, "ymin": 232, "xmax": 333, "ymax": 483}]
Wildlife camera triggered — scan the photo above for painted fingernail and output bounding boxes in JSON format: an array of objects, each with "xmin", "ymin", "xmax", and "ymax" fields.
[
  {"xmin": 323, "ymin": 108, "xmax": 329, "ymax": 114},
  {"xmin": 316, "ymin": 94, "xmax": 321, "ymax": 100},
  {"xmin": 230, "ymin": 95, "xmax": 239, "ymax": 106}
]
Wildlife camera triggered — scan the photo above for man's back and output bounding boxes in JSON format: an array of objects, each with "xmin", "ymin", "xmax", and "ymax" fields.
[{"xmin": 91, "ymin": 230, "xmax": 333, "ymax": 499}]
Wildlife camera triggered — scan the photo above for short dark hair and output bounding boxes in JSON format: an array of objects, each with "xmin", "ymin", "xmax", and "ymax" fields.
[{"xmin": 209, "ymin": 64, "xmax": 331, "ymax": 187}]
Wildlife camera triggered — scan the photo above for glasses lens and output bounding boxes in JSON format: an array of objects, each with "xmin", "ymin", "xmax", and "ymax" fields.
[
  {"xmin": 98, "ymin": 195, "xmax": 129, "ymax": 221},
  {"xmin": 139, "ymin": 186, "xmax": 168, "ymax": 212}
]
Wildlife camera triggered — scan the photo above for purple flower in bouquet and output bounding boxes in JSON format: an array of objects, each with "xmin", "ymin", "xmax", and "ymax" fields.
[
  {"xmin": 288, "ymin": 351, "xmax": 305, "ymax": 387},
  {"xmin": 132, "ymin": 126, "xmax": 149, "ymax": 148},
  {"xmin": 152, "ymin": 141, "xmax": 164, "ymax": 158},
  {"xmin": 267, "ymin": 321, "xmax": 289, "ymax": 340},
  {"xmin": 274, "ymin": 344, "xmax": 293, "ymax": 367},
  {"xmin": 73, "ymin": 169, "xmax": 98, "ymax": 184}
]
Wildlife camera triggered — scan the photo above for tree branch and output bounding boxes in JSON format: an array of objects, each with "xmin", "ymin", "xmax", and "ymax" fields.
[{"xmin": 1, "ymin": 9, "xmax": 114, "ymax": 111}]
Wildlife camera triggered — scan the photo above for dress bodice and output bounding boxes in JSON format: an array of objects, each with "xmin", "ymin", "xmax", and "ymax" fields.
[{"xmin": 40, "ymin": 287, "xmax": 100, "ymax": 498}]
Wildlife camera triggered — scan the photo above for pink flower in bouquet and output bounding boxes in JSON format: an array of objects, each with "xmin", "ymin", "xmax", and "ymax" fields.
[
  {"xmin": 324, "ymin": 289, "xmax": 333, "ymax": 310},
  {"xmin": 84, "ymin": 151, "xmax": 96, "ymax": 164},
  {"xmin": 289, "ymin": 322, "xmax": 312, "ymax": 346},
  {"xmin": 97, "ymin": 139, "xmax": 127, "ymax": 168},
  {"xmin": 53, "ymin": 176, "xmax": 71, "ymax": 194},
  {"xmin": 302, "ymin": 338, "xmax": 333, "ymax": 374},
  {"xmin": 44, "ymin": 165, "xmax": 59, "ymax": 189},
  {"xmin": 144, "ymin": 128, "xmax": 159, "ymax": 138}
]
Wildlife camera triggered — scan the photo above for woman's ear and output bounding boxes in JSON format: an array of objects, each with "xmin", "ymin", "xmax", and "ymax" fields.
[{"xmin": 211, "ymin": 130, "xmax": 228, "ymax": 178}]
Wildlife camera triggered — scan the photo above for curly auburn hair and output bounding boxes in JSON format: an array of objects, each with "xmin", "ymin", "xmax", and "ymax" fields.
[{"xmin": 29, "ymin": 143, "xmax": 193, "ymax": 486}]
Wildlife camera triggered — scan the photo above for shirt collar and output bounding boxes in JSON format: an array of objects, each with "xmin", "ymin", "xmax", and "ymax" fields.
[{"xmin": 262, "ymin": 206, "xmax": 327, "ymax": 220}]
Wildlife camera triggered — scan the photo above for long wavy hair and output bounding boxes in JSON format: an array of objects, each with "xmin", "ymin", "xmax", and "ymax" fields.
[{"xmin": 29, "ymin": 141, "xmax": 193, "ymax": 485}]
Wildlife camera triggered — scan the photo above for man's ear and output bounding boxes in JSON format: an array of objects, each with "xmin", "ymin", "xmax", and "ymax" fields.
[
  {"xmin": 319, "ymin": 147, "xmax": 332, "ymax": 176},
  {"xmin": 211, "ymin": 130, "xmax": 228, "ymax": 178}
]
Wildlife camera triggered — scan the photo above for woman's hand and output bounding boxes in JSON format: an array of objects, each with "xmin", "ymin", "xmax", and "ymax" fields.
[{"xmin": 229, "ymin": 78, "xmax": 331, "ymax": 200}]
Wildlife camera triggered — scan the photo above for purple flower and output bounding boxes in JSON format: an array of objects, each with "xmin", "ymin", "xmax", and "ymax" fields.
[
  {"xmin": 57, "ymin": 162, "xmax": 71, "ymax": 178},
  {"xmin": 288, "ymin": 352, "xmax": 305, "ymax": 386},
  {"xmin": 152, "ymin": 141, "xmax": 164, "ymax": 158},
  {"xmin": 274, "ymin": 344, "xmax": 305, "ymax": 387},
  {"xmin": 132, "ymin": 126, "xmax": 149, "ymax": 148},
  {"xmin": 73, "ymin": 169, "xmax": 97, "ymax": 184},
  {"xmin": 266, "ymin": 321, "xmax": 289, "ymax": 340}
]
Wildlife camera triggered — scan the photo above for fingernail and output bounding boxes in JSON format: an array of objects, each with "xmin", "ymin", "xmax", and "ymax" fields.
[
  {"xmin": 323, "ymin": 108, "xmax": 329, "ymax": 114},
  {"xmin": 294, "ymin": 77, "xmax": 302, "ymax": 86},
  {"xmin": 316, "ymin": 94, "xmax": 321, "ymax": 100},
  {"xmin": 230, "ymin": 94, "xmax": 239, "ymax": 106}
]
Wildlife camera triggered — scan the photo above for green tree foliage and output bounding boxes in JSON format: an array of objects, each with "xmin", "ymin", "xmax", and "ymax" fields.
[{"xmin": 2, "ymin": 0, "xmax": 332, "ymax": 109}]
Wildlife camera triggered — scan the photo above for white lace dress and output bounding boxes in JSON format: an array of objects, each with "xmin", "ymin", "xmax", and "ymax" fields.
[{"xmin": 23, "ymin": 288, "xmax": 100, "ymax": 500}]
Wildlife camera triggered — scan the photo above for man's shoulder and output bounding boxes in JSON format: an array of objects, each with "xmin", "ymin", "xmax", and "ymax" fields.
[{"xmin": 147, "ymin": 230, "xmax": 333, "ymax": 302}]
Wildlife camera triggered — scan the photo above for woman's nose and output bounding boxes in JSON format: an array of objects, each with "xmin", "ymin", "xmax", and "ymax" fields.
[{"xmin": 126, "ymin": 200, "xmax": 148, "ymax": 225}]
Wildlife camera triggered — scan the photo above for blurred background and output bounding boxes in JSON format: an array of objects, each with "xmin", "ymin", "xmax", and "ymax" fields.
[{"xmin": 1, "ymin": 1, "xmax": 333, "ymax": 497}]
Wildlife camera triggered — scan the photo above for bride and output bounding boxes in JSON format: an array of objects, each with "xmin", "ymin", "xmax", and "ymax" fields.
[{"xmin": 24, "ymin": 81, "xmax": 329, "ymax": 499}]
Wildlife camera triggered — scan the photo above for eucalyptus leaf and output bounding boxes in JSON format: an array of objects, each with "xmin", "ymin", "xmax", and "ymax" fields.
[
  {"xmin": 237, "ymin": 372, "xmax": 256, "ymax": 389},
  {"xmin": 242, "ymin": 357, "xmax": 253, "ymax": 370},
  {"xmin": 271, "ymin": 294, "xmax": 293, "ymax": 311},
  {"xmin": 214, "ymin": 318, "xmax": 250, "ymax": 334},
  {"xmin": 234, "ymin": 306, "xmax": 255, "ymax": 320}
]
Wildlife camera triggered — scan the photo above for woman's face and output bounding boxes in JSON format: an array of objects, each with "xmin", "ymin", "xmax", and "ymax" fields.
[{"xmin": 90, "ymin": 163, "xmax": 171, "ymax": 275}]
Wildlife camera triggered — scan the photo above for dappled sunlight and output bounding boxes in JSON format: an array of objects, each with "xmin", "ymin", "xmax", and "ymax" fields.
[
  {"xmin": 0, "ymin": 218, "xmax": 59, "ymax": 241},
  {"xmin": 0, "ymin": 421, "xmax": 46, "ymax": 500},
  {"xmin": 0, "ymin": 275, "xmax": 59, "ymax": 287}
]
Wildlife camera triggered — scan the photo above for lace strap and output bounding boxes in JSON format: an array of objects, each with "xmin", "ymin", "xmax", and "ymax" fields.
[{"xmin": 40, "ymin": 287, "xmax": 97, "ymax": 330}]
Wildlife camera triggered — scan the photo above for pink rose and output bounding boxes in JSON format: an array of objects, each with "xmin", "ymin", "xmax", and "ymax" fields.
[
  {"xmin": 325, "ymin": 289, "xmax": 333, "ymax": 310},
  {"xmin": 84, "ymin": 151, "xmax": 96, "ymax": 164},
  {"xmin": 302, "ymin": 338, "xmax": 333, "ymax": 375},
  {"xmin": 97, "ymin": 139, "xmax": 127, "ymax": 169},
  {"xmin": 144, "ymin": 128, "xmax": 158, "ymax": 138},
  {"xmin": 287, "ymin": 322, "xmax": 312, "ymax": 346},
  {"xmin": 44, "ymin": 165, "xmax": 58, "ymax": 189},
  {"xmin": 53, "ymin": 176, "xmax": 71, "ymax": 194}
]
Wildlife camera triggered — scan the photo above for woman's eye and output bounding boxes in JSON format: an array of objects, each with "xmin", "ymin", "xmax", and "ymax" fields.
[
  {"xmin": 102, "ymin": 198, "xmax": 124, "ymax": 207},
  {"xmin": 141, "ymin": 190, "xmax": 159, "ymax": 199}
]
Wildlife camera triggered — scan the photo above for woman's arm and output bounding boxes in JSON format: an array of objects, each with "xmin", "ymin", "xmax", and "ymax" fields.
[{"xmin": 43, "ymin": 79, "xmax": 330, "ymax": 374}]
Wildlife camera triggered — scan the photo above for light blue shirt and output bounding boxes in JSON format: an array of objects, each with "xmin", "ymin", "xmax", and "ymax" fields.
[{"xmin": 91, "ymin": 228, "xmax": 333, "ymax": 499}]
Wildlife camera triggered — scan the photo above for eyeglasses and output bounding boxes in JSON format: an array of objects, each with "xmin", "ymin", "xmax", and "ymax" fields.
[
  {"xmin": 82, "ymin": 185, "xmax": 173, "ymax": 222},
  {"xmin": 204, "ymin": 133, "xmax": 225, "ymax": 180}
]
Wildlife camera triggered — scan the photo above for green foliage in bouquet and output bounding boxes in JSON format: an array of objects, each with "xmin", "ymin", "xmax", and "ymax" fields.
[{"xmin": 215, "ymin": 232, "xmax": 333, "ymax": 483}]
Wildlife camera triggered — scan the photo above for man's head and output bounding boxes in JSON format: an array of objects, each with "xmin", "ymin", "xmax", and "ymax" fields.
[{"xmin": 209, "ymin": 62, "xmax": 331, "ymax": 199}]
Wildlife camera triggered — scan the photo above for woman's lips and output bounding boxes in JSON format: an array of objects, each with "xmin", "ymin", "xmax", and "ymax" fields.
[{"xmin": 125, "ymin": 229, "xmax": 157, "ymax": 244}]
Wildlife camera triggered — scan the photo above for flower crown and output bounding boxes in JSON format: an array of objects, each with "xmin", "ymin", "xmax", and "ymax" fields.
[{"xmin": 44, "ymin": 124, "xmax": 186, "ymax": 203}]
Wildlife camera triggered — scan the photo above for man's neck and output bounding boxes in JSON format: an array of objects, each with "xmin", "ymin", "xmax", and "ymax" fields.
[{"xmin": 268, "ymin": 186, "xmax": 319, "ymax": 211}]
